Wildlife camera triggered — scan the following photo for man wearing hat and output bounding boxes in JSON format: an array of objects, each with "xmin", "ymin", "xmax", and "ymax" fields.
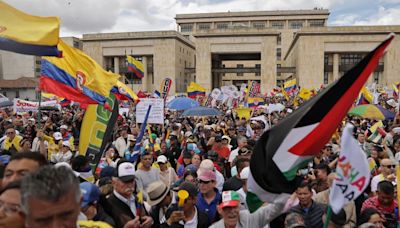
[
  {"xmin": 80, "ymin": 182, "xmax": 115, "ymax": 226},
  {"xmin": 196, "ymin": 169, "xmax": 221, "ymax": 223},
  {"xmin": 162, "ymin": 181, "xmax": 210, "ymax": 228},
  {"xmin": 114, "ymin": 127, "xmax": 133, "ymax": 157},
  {"xmin": 124, "ymin": 134, "xmax": 137, "ymax": 161},
  {"xmin": 107, "ymin": 162, "xmax": 153, "ymax": 227},
  {"xmin": 210, "ymin": 191, "xmax": 288, "ymax": 228},
  {"xmin": 50, "ymin": 141, "xmax": 73, "ymax": 164},
  {"xmin": 60, "ymin": 124, "xmax": 75, "ymax": 151},
  {"xmin": 146, "ymin": 181, "xmax": 173, "ymax": 227}
]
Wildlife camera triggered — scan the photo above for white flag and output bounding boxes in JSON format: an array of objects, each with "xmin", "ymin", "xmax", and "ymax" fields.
[{"xmin": 329, "ymin": 123, "xmax": 371, "ymax": 213}]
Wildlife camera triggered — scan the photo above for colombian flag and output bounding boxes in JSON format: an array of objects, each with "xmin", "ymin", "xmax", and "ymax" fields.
[
  {"xmin": 126, "ymin": 56, "xmax": 144, "ymax": 79},
  {"xmin": 111, "ymin": 81, "xmax": 139, "ymax": 102},
  {"xmin": 298, "ymin": 88, "xmax": 312, "ymax": 101},
  {"xmin": 356, "ymin": 87, "xmax": 373, "ymax": 105},
  {"xmin": 40, "ymin": 40, "xmax": 119, "ymax": 105},
  {"xmin": 187, "ymin": 82, "xmax": 206, "ymax": 98},
  {"xmin": 284, "ymin": 79, "xmax": 297, "ymax": 95},
  {"xmin": 247, "ymin": 97, "xmax": 265, "ymax": 108},
  {"xmin": 0, "ymin": 1, "xmax": 61, "ymax": 56}
]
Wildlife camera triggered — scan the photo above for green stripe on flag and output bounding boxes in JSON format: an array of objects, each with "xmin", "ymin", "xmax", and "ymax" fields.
[
  {"xmin": 246, "ymin": 191, "xmax": 264, "ymax": 213},
  {"xmin": 282, "ymin": 158, "xmax": 312, "ymax": 181}
]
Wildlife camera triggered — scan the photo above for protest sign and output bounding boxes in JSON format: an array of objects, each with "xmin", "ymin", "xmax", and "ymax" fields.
[{"xmin": 136, "ymin": 98, "xmax": 164, "ymax": 124}]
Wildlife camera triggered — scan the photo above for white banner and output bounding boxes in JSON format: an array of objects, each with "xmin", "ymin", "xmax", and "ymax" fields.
[
  {"xmin": 136, "ymin": 98, "xmax": 164, "ymax": 124},
  {"xmin": 13, "ymin": 99, "xmax": 59, "ymax": 113},
  {"xmin": 329, "ymin": 123, "xmax": 370, "ymax": 213}
]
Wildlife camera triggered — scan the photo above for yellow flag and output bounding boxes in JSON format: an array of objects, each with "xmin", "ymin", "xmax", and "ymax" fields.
[{"xmin": 235, "ymin": 107, "xmax": 252, "ymax": 120}]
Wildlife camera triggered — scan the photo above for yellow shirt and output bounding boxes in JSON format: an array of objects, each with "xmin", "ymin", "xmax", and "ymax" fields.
[{"xmin": 3, "ymin": 135, "xmax": 22, "ymax": 152}]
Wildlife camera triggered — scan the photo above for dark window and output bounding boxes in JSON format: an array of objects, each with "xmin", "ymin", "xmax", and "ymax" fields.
[
  {"xmin": 252, "ymin": 22, "xmax": 265, "ymax": 29},
  {"xmin": 181, "ymin": 24, "xmax": 193, "ymax": 32},
  {"xmin": 340, "ymin": 54, "xmax": 363, "ymax": 65},
  {"xmin": 277, "ymin": 35, "xmax": 281, "ymax": 45},
  {"xmin": 198, "ymin": 23, "xmax": 211, "ymax": 30},
  {"xmin": 277, "ymin": 48, "xmax": 281, "ymax": 61},
  {"xmin": 324, "ymin": 72, "xmax": 329, "ymax": 84},
  {"xmin": 290, "ymin": 21, "xmax": 303, "ymax": 29},
  {"xmin": 216, "ymin": 23, "xmax": 229, "ymax": 29},
  {"xmin": 309, "ymin": 20, "xmax": 325, "ymax": 27},
  {"xmin": 237, "ymin": 64, "xmax": 243, "ymax": 76},
  {"xmin": 271, "ymin": 21, "xmax": 284, "ymax": 29},
  {"xmin": 255, "ymin": 64, "xmax": 261, "ymax": 76}
]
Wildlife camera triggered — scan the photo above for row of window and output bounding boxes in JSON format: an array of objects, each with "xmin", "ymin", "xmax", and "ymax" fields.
[{"xmin": 180, "ymin": 20, "xmax": 325, "ymax": 32}]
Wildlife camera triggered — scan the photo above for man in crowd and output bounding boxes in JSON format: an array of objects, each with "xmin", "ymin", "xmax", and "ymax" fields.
[
  {"xmin": 362, "ymin": 180, "xmax": 398, "ymax": 227},
  {"xmin": 3, "ymin": 152, "xmax": 47, "ymax": 188},
  {"xmin": 1, "ymin": 127, "xmax": 22, "ymax": 154},
  {"xmin": 135, "ymin": 152, "xmax": 160, "ymax": 190},
  {"xmin": 228, "ymin": 136, "xmax": 247, "ymax": 166},
  {"xmin": 162, "ymin": 181, "xmax": 210, "ymax": 228},
  {"xmin": 196, "ymin": 169, "xmax": 221, "ymax": 223},
  {"xmin": 288, "ymin": 182, "xmax": 326, "ymax": 228},
  {"xmin": 108, "ymin": 162, "xmax": 153, "ymax": 228},
  {"xmin": 210, "ymin": 191, "xmax": 288, "ymax": 228},
  {"xmin": 146, "ymin": 181, "xmax": 172, "ymax": 227},
  {"xmin": 370, "ymin": 159, "xmax": 396, "ymax": 192},
  {"xmin": 222, "ymin": 158, "xmax": 249, "ymax": 191}
]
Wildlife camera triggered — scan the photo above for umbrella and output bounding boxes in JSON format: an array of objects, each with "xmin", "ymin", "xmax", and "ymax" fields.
[
  {"xmin": 167, "ymin": 97, "xmax": 199, "ymax": 110},
  {"xmin": 348, "ymin": 104, "xmax": 395, "ymax": 120},
  {"xmin": 0, "ymin": 100, "xmax": 13, "ymax": 108},
  {"xmin": 181, "ymin": 107, "xmax": 221, "ymax": 117}
]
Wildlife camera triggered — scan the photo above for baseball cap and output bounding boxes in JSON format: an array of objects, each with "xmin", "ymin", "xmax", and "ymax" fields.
[
  {"xmin": 237, "ymin": 126, "xmax": 246, "ymax": 132},
  {"xmin": 198, "ymin": 159, "xmax": 214, "ymax": 172},
  {"xmin": 60, "ymin": 125, "xmax": 68, "ymax": 130},
  {"xmin": 214, "ymin": 135, "xmax": 222, "ymax": 142},
  {"xmin": 62, "ymin": 141, "xmax": 71, "ymax": 148},
  {"xmin": 115, "ymin": 162, "xmax": 136, "ymax": 182},
  {"xmin": 157, "ymin": 155, "xmax": 168, "ymax": 164},
  {"xmin": 219, "ymin": 191, "xmax": 240, "ymax": 209},
  {"xmin": 221, "ymin": 135, "xmax": 231, "ymax": 142},
  {"xmin": 80, "ymin": 182, "xmax": 100, "ymax": 208},
  {"xmin": 284, "ymin": 212, "xmax": 306, "ymax": 228},
  {"xmin": 179, "ymin": 181, "xmax": 198, "ymax": 197},
  {"xmin": 239, "ymin": 167, "xmax": 250, "ymax": 180},
  {"xmin": 128, "ymin": 135, "xmax": 136, "ymax": 142},
  {"xmin": 198, "ymin": 169, "xmax": 216, "ymax": 182},
  {"xmin": 53, "ymin": 132, "xmax": 62, "ymax": 140}
]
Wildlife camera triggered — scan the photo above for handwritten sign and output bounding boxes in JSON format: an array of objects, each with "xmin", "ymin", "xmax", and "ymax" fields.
[{"xmin": 136, "ymin": 98, "xmax": 164, "ymax": 124}]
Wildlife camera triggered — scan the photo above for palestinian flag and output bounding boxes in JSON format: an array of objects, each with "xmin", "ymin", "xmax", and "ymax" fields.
[{"xmin": 247, "ymin": 34, "xmax": 394, "ymax": 211}]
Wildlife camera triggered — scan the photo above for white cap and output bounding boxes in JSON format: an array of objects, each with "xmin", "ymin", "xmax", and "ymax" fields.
[
  {"xmin": 62, "ymin": 141, "xmax": 71, "ymax": 148},
  {"xmin": 387, "ymin": 99, "xmax": 397, "ymax": 108},
  {"xmin": 156, "ymin": 155, "xmax": 168, "ymax": 164},
  {"xmin": 116, "ymin": 162, "xmax": 136, "ymax": 182},
  {"xmin": 53, "ymin": 132, "xmax": 62, "ymax": 140},
  {"xmin": 128, "ymin": 135, "xmax": 136, "ymax": 141},
  {"xmin": 240, "ymin": 167, "xmax": 250, "ymax": 180},
  {"xmin": 60, "ymin": 125, "xmax": 68, "ymax": 130},
  {"xmin": 198, "ymin": 159, "xmax": 215, "ymax": 176}
]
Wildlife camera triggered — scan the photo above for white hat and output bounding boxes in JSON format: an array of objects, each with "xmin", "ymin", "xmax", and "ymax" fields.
[
  {"xmin": 60, "ymin": 125, "xmax": 68, "ymax": 130},
  {"xmin": 128, "ymin": 135, "xmax": 136, "ymax": 141},
  {"xmin": 62, "ymin": 141, "xmax": 71, "ymax": 148},
  {"xmin": 198, "ymin": 159, "xmax": 215, "ymax": 176},
  {"xmin": 156, "ymin": 155, "xmax": 168, "ymax": 164},
  {"xmin": 387, "ymin": 99, "xmax": 397, "ymax": 108},
  {"xmin": 116, "ymin": 162, "xmax": 136, "ymax": 182},
  {"xmin": 240, "ymin": 167, "xmax": 250, "ymax": 180},
  {"xmin": 53, "ymin": 132, "xmax": 62, "ymax": 140}
]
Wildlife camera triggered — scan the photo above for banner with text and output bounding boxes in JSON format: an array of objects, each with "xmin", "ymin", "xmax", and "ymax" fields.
[
  {"xmin": 136, "ymin": 98, "xmax": 164, "ymax": 124},
  {"xmin": 13, "ymin": 99, "xmax": 59, "ymax": 113}
]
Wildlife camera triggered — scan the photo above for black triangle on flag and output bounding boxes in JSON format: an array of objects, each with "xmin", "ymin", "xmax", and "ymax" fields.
[{"xmin": 247, "ymin": 34, "xmax": 394, "ymax": 208}]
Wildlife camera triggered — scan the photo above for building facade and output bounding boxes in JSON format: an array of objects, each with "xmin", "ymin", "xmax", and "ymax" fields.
[{"xmin": 1, "ymin": 9, "xmax": 399, "ymax": 98}]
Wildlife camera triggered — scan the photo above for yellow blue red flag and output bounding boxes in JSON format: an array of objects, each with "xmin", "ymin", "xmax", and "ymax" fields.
[
  {"xmin": 111, "ymin": 81, "xmax": 139, "ymax": 102},
  {"xmin": 40, "ymin": 40, "xmax": 120, "ymax": 105},
  {"xmin": 126, "ymin": 56, "xmax": 144, "ymax": 79},
  {"xmin": 187, "ymin": 82, "xmax": 206, "ymax": 98},
  {"xmin": 0, "ymin": 1, "xmax": 61, "ymax": 56},
  {"xmin": 284, "ymin": 79, "xmax": 297, "ymax": 94}
]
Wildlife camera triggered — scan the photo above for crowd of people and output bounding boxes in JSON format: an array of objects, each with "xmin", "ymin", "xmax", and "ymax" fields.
[{"xmin": 0, "ymin": 90, "xmax": 399, "ymax": 228}]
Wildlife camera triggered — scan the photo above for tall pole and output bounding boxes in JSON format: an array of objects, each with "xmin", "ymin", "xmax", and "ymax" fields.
[{"xmin": 37, "ymin": 86, "xmax": 42, "ymax": 129}]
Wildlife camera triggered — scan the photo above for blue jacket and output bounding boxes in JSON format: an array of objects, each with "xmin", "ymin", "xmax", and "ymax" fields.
[{"xmin": 196, "ymin": 188, "xmax": 221, "ymax": 223}]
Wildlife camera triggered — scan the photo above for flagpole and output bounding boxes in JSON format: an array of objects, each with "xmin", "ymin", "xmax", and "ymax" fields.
[
  {"xmin": 323, "ymin": 205, "xmax": 332, "ymax": 228},
  {"xmin": 37, "ymin": 87, "xmax": 42, "ymax": 129}
]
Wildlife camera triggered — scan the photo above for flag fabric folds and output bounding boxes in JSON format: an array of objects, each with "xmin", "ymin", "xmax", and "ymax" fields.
[
  {"xmin": 247, "ymin": 97, "xmax": 265, "ymax": 108},
  {"xmin": 0, "ymin": 1, "xmax": 61, "ymax": 56},
  {"xmin": 356, "ymin": 87, "xmax": 373, "ymax": 105},
  {"xmin": 284, "ymin": 79, "xmax": 297, "ymax": 94},
  {"xmin": 111, "ymin": 81, "xmax": 139, "ymax": 102},
  {"xmin": 187, "ymin": 82, "xmax": 206, "ymax": 98},
  {"xmin": 130, "ymin": 105, "xmax": 152, "ymax": 162},
  {"xmin": 298, "ymin": 88, "xmax": 312, "ymax": 101},
  {"xmin": 367, "ymin": 121, "xmax": 386, "ymax": 144},
  {"xmin": 126, "ymin": 56, "xmax": 144, "ymax": 79},
  {"xmin": 40, "ymin": 40, "xmax": 120, "ymax": 105},
  {"xmin": 247, "ymin": 35, "xmax": 393, "ymax": 206},
  {"xmin": 329, "ymin": 123, "xmax": 370, "ymax": 213}
]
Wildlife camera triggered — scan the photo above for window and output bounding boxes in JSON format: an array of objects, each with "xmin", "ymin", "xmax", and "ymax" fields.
[
  {"xmin": 15, "ymin": 90, "xmax": 19, "ymax": 98},
  {"xmin": 237, "ymin": 64, "xmax": 244, "ymax": 76},
  {"xmin": 255, "ymin": 64, "xmax": 261, "ymax": 76},
  {"xmin": 198, "ymin": 23, "xmax": 211, "ymax": 30},
  {"xmin": 216, "ymin": 23, "xmax": 229, "ymax": 29},
  {"xmin": 290, "ymin": 21, "xmax": 303, "ymax": 29},
  {"xmin": 271, "ymin": 21, "xmax": 284, "ymax": 29},
  {"xmin": 373, "ymin": 72, "xmax": 380, "ymax": 84},
  {"xmin": 324, "ymin": 72, "xmax": 329, "ymax": 84},
  {"xmin": 324, "ymin": 54, "xmax": 329, "ymax": 65},
  {"xmin": 232, "ymin": 22, "xmax": 249, "ymax": 28},
  {"xmin": 340, "ymin": 54, "xmax": 363, "ymax": 65},
  {"xmin": 181, "ymin": 24, "xmax": 193, "ymax": 32},
  {"xmin": 276, "ymin": 48, "xmax": 281, "ymax": 61},
  {"xmin": 252, "ymin": 22, "xmax": 266, "ymax": 29},
  {"xmin": 73, "ymin": 41, "xmax": 80, "ymax": 48},
  {"xmin": 35, "ymin": 60, "xmax": 41, "ymax": 65},
  {"xmin": 35, "ymin": 68, "xmax": 41, "ymax": 73},
  {"xmin": 277, "ymin": 35, "xmax": 281, "ymax": 45},
  {"xmin": 309, "ymin": 20, "xmax": 325, "ymax": 27}
]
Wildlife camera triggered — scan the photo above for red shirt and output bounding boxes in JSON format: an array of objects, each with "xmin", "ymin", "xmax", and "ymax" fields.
[
  {"xmin": 361, "ymin": 195, "xmax": 398, "ymax": 220},
  {"xmin": 211, "ymin": 145, "xmax": 230, "ymax": 159}
]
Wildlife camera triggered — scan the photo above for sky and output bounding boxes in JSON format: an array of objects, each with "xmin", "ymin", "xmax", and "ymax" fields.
[{"xmin": 4, "ymin": 0, "xmax": 400, "ymax": 37}]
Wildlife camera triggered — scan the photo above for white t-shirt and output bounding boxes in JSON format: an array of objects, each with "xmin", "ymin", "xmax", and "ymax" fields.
[{"xmin": 228, "ymin": 148, "xmax": 239, "ymax": 163}]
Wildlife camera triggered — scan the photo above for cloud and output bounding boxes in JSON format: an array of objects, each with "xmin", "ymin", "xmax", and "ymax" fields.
[{"xmin": 3, "ymin": 0, "xmax": 400, "ymax": 37}]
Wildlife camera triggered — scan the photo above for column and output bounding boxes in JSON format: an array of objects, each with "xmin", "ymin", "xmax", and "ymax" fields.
[
  {"xmin": 333, "ymin": 53, "xmax": 339, "ymax": 82},
  {"xmin": 142, "ymin": 56, "xmax": 149, "ymax": 92},
  {"xmin": 113, "ymin": 57, "xmax": 119, "ymax": 74}
]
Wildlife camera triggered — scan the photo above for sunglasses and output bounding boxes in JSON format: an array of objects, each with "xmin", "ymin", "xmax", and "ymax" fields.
[
  {"xmin": 6, "ymin": 131, "xmax": 15, "ymax": 135},
  {"xmin": 198, "ymin": 179, "xmax": 212, "ymax": 184},
  {"xmin": 383, "ymin": 165, "xmax": 396, "ymax": 169}
]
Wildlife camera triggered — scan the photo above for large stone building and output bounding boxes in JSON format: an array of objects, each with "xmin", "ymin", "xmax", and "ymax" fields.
[{"xmin": 1, "ymin": 9, "xmax": 400, "ymax": 99}]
